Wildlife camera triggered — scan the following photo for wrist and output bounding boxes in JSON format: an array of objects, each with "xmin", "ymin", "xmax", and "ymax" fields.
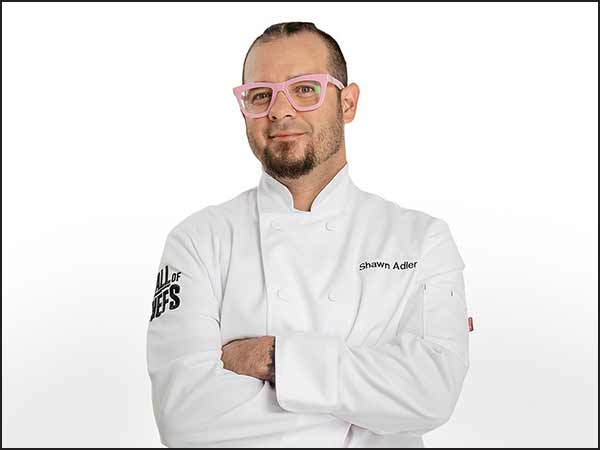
[
  {"xmin": 254, "ymin": 336, "xmax": 275, "ymax": 384},
  {"xmin": 266, "ymin": 336, "xmax": 276, "ymax": 385}
]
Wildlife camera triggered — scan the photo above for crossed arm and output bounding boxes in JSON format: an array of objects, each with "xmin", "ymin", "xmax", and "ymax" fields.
[{"xmin": 147, "ymin": 218, "xmax": 470, "ymax": 446}]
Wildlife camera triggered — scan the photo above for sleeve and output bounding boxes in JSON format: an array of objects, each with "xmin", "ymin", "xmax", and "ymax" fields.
[
  {"xmin": 274, "ymin": 218, "xmax": 470, "ymax": 435},
  {"xmin": 146, "ymin": 223, "xmax": 332, "ymax": 447}
]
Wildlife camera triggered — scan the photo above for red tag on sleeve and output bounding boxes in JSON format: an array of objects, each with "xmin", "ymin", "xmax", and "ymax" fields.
[{"xmin": 468, "ymin": 317, "xmax": 474, "ymax": 332}]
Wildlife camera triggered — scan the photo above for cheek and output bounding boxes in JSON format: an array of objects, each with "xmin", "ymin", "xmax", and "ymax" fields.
[
  {"xmin": 305, "ymin": 112, "xmax": 331, "ymax": 136},
  {"xmin": 245, "ymin": 127, "xmax": 261, "ymax": 145},
  {"xmin": 249, "ymin": 122, "xmax": 268, "ymax": 140}
]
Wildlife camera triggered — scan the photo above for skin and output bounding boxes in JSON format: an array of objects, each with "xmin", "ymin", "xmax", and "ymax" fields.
[
  {"xmin": 221, "ymin": 32, "xmax": 360, "ymax": 384},
  {"xmin": 221, "ymin": 336, "xmax": 276, "ymax": 385},
  {"xmin": 243, "ymin": 31, "xmax": 360, "ymax": 212}
]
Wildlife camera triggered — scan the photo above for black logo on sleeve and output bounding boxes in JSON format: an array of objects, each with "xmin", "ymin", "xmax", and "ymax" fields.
[{"xmin": 150, "ymin": 265, "xmax": 182, "ymax": 321}]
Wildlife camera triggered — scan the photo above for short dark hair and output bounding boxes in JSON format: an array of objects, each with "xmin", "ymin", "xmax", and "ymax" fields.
[{"xmin": 242, "ymin": 21, "xmax": 348, "ymax": 88}]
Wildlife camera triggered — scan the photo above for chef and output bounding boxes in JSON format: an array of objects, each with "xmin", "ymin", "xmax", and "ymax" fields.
[{"xmin": 146, "ymin": 21, "xmax": 471, "ymax": 448}]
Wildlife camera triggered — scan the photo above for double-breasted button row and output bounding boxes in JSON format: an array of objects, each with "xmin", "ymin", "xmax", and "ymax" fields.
[{"xmin": 271, "ymin": 218, "xmax": 339, "ymax": 304}]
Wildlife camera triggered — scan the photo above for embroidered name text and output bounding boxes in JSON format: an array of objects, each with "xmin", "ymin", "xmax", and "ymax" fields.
[{"xmin": 359, "ymin": 260, "xmax": 418, "ymax": 271}]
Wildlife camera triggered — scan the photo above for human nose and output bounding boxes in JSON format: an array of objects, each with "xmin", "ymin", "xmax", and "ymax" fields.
[{"xmin": 268, "ymin": 88, "xmax": 296, "ymax": 121}]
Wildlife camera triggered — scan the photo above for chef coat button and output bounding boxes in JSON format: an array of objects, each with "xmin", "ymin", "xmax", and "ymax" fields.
[
  {"xmin": 328, "ymin": 290, "xmax": 337, "ymax": 302},
  {"xmin": 277, "ymin": 288, "xmax": 288, "ymax": 301},
  {"xmin": 271, "ymin": 220, "xmax": 282, "ymax": 230},
  {"xmin": 325, "ymin": 221, "xmax": 337, "ymax": 231}
]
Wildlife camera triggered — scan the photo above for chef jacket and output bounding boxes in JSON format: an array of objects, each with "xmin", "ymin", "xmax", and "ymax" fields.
[{"xmin": 146, "ymin": 161, "xmax": 470, "ymax": 448}]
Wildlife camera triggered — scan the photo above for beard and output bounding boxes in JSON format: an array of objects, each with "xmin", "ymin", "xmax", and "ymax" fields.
[{"xmin": 247, "ymin": 101, "xmax": 344, "ymax": 180}]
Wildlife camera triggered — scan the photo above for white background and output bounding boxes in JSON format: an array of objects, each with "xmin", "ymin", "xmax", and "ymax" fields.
[{"xmin": 2, "ymin": 2, "xmax": 597, "ymax": 448}]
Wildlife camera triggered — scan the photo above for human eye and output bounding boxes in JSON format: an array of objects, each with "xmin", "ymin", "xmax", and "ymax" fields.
[
  {"xmin": 246, "ymin": 88, "xmax": 272, "ymax": 105},
  {"xmin": 295, "ymin": 84, "xmax": 316, "ymax": 95}
]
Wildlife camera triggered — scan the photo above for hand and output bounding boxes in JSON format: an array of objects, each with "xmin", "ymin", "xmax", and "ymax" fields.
[{"xmin": 221, "ymin": 336, "xmax": 275, "ymax": 385}]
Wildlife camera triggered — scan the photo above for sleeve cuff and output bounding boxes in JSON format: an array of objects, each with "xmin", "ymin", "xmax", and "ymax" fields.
[{"xmin": 275, "ymin": 330, "xmax": 341, "ymax": 414}]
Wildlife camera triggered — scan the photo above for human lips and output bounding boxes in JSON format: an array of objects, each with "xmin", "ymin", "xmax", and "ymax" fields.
[{"xmin": 269, "ymin": 132, "xmax": 307, "ymax": 140}]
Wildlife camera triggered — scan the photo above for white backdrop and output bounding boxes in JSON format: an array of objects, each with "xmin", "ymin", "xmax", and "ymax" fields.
[{"xmin": 2, "ymin": 2, "xmax": 598, "ymax": 448}]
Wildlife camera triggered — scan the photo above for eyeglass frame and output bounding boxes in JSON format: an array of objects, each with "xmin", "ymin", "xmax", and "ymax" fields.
[{"xmin": 232, "ymin": 73, "xmax": 345, "ymax": 119}]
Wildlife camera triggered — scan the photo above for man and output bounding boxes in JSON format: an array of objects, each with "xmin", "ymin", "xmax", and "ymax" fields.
[{"xmin": 146, "ymin": 21, "xmax": 471, "ymax": 448}]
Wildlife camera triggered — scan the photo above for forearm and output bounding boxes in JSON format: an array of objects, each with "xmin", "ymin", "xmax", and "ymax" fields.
[
  {"xmin": 274, "ymin": 328, "xmax": 468, "ymax": 435},
  {"xmin": 273, "ymin": 269, "xmax": 470, "ymax": 435}
]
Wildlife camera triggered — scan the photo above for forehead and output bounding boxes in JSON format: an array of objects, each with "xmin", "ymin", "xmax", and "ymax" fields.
[{"xmin": 244, "ymin": 33, "xmax": 330, "ymax": 83}]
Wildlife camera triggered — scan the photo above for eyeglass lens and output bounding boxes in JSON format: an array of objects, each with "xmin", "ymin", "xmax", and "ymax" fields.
[{"xmin": 240, "ymin": 79, "xmax": 322, "ymax": 114}]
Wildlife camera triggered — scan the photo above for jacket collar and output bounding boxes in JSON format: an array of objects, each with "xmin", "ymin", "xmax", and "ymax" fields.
[{"xmin": 257, "ymin": 162, "xmax": 355, "ymax": 217}]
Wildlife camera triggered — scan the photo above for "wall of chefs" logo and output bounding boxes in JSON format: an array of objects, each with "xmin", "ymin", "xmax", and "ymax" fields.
[{"xmin": 151, "ymin": 264, "xmax": 182, "ymax": 321}]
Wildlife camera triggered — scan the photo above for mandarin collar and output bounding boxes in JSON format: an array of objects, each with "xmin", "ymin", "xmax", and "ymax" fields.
[{"xmin": 257, "ymin": 162, "xmax": 355, "ymax": 217}]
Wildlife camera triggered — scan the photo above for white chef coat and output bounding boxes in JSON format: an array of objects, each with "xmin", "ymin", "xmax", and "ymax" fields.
[{"xmin": 146, "ymin": 161, "xmax": 470, "ymax": 448}]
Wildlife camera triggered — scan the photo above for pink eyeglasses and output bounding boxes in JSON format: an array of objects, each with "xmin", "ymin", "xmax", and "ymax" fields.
[{"xmin": 233, "ymin": 73, "xmax": 345, "ymax": 119}]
